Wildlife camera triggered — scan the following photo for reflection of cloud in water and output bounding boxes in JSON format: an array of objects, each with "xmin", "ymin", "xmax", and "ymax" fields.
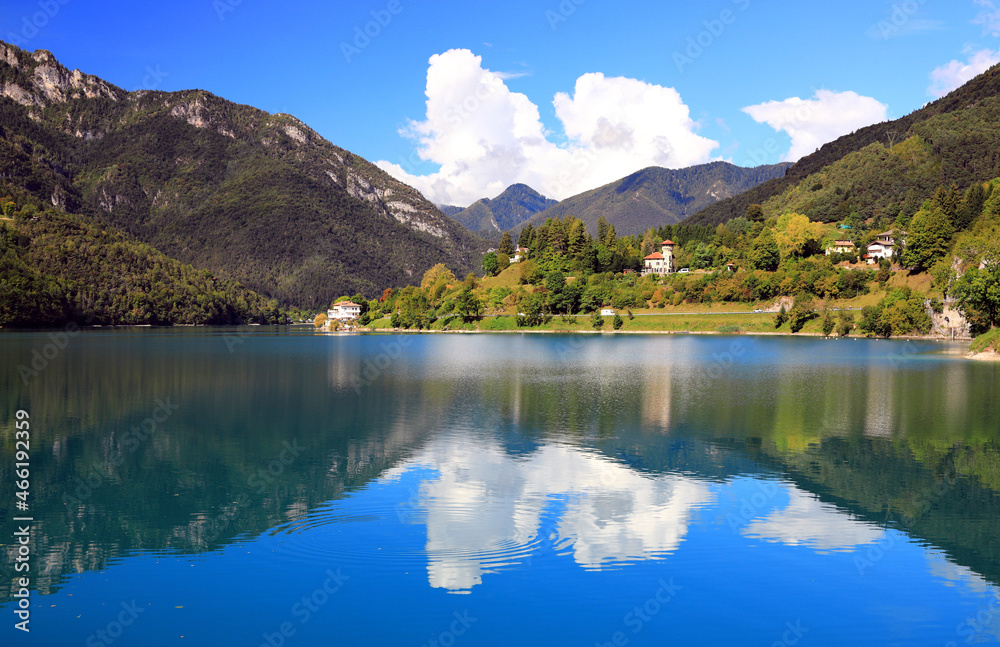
[
  {"xmin": 926, "ymin": 551, "xmax": 997, "ymax": 595},
  {"xmin": 386, "ymin": 437, "xmax": 714, "ymax": 591},
  {"xmin": 742, "ymin": 487, "xmax": 884, "ymax": 551}
]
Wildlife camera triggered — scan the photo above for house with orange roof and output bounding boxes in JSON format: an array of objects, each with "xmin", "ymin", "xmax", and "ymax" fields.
[{"xmin": 641, "ymin": 240, "xmax": 675, "ymax": 276}]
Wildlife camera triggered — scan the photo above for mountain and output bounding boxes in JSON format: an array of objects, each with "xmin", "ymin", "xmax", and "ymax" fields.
[
  {"xmin": 437, "ymin": 204, "xmax": 465, "ymax": 217},
  {"xmin": 447, "ymin": 184, "xmax": 558, "ymax": 241},
  {"xmin": 521, "ymin": 162, "xmax": 790, "ymax": 237},
  {"xmin": 0, "ymin": 42, "xmax": 487, "ymax": 307},
  {"xmin": 684, "ymin": 62, "xmax": 1000, "ymax": 226}
]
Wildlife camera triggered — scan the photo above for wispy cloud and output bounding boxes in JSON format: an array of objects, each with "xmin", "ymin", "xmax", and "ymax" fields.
[
  {"xmin": 867, "ymin": 18, "xmax": 946, "ymax": 40},
  {"xmin": 928, "ymin": 47, "xmax": 1000, "ymax": 96},
  {"xmin": 973, "ymin": 0, "xmax": 1000, "ymax": 36}
]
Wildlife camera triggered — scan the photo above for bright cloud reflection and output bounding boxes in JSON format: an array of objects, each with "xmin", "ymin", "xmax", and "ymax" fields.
[
  {"xmin": 742, "ymin": 487, "xmax": 885, "ymax": 551},
  {"xmin": 381, "ymin": 436, "xmax": 715, "ymax": 592}
]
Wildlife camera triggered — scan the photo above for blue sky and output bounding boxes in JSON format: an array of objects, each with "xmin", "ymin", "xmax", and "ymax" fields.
[{"xmin": 3, "ymin": 0, "xmax": 1000, "ymax": 206}]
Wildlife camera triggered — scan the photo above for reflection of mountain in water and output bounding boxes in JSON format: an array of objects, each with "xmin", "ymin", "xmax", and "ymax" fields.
[{"xmin": 2, "ymin": 332, "xmax": 999, "ymax": 605}]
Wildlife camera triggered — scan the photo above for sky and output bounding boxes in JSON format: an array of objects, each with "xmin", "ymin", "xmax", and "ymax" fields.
[{"xmin": 3, "ymin": 0, "xmax": 1000, "ymax": 207}]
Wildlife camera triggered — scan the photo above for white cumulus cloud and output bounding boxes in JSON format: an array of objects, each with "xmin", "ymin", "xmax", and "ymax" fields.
[
  {"xmin": 375, "ymin": 49, "xmax": 718, "ymax": 206},
  {"xmin": 928, "ymin": 47, "xmax": 1000, "ymax": 97},
  {"xmin": 741, "ymin": 90, "xmax": 889, "ymax": 162}
]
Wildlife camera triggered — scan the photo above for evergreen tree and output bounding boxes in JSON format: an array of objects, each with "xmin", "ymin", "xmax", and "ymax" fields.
[{"xmin": 498, "ymin": 231, "xmax": 515, "ymax": 257}]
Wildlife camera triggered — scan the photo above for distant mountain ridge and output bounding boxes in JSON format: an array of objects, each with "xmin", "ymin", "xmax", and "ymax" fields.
[
  {"xmin": 447, "ymin": 184, "xmax": 558, "ymax": 241},
  {"xmin": 683, "ymin": 62, "xmax": 1000, "ymax": 226},
  {"xmin": 0, "ymin": 42, "xmax": 486, "ymax": 306},
  {"xmin": 521, "ymin": 162, "xmax": 790, "ymax": 236}
]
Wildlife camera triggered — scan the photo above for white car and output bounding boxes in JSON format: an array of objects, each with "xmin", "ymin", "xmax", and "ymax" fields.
[{"xmin": 678, "ymin": 268, "xmax": 690, "ymax": 273}]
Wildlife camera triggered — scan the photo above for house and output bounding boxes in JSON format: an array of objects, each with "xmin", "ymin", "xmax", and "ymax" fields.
[
  {"xmin": 512, "ymin": 247, "xmax": 529, "ymax": 262},
  {"xmin": 864, "ymin": 241, "xmax": 894, "ymax": 264},
  {"xmin": 825, "ymin": 240, "xmax": 856, "ymax": 256},
  {"xmin": 328, "ymin": 301, "xmax": 362, "ymax": 320},
  {"xmin": 641, "ymin": 240, "xmax": 675, "ymax": 276}
]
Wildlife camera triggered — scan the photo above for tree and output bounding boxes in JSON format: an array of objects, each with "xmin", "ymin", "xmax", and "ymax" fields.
[
  {"xmin": 822, "ymin": 310, "xmax": 835, "ymax": 336},
  {"xmin": 901, "ymin": 203, "xmax": 954, "ymax": 272},
  {"xmin": 788, "ymin": 301, "xmax": 817, "ymax": 333},
  {"xmin": 774, "ymin": 305, "xmax": 787, "ymax": 328},
  {"xmin": 597, "ymin": 216, "xmax": 611, "ymax": 245},
  {"xmin": 591, "ymin": 311, "xmax": 605, "ymax": 330},
  {"xmin": 314, "ymin": 313, "xmax": 328, "ymax": 328},
  {"xmin": 775, "ymin": 213, "xmax": 824, "ymax": 259},
  {"xmin": 456, "ymin": 284, "xmax": 483, "ymax": 322},
  {"xmin": 746, "ymin": 204, "xmax": 765, "ymax": 222},
  {"xmin": 518, "ymin": 223, "xmax": 535, "ymax": 249},
  {"xmin": 952, "ymin": 263, "xmax": 1000, "ymax": 335},
  {"xmin": 613, "ymin": 313, "xmax": 624, "ymax": 330},
  {"xmin": 836, "ymin": 311, "xmax": 854, "ymax": 337},
  {"xmin": 751, "ymin": 229, "xmax": 781, "ymax": 271},
  {"xmin": 498, "ymin": 231, "xmax": 515, "ymax": 257},
  {"xmin": 421, "ymin": 263, "xmax": 456, "ymax": 290},
  {"xmin": 482, "ymin": 252, "xmax": 500, "ymax": 277}
]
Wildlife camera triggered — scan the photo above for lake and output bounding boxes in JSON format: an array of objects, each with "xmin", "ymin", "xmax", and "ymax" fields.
[{"xmin": 1, "ymin": 329, "xmax": 999, "ymax": 646}]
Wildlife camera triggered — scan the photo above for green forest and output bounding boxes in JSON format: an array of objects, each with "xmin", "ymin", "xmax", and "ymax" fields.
[{"xmin": 0, "ymin": 195, "xmax": 284, "ymax": 327}]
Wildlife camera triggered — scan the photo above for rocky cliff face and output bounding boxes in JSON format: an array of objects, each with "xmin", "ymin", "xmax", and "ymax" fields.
[{"xmin": 0, "ymin": 41, "xmax": 486, "ymax": 304}]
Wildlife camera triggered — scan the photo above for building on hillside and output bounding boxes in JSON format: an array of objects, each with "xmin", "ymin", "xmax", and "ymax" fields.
[
  {"xmin": 825, "ymin": 240, "xmax": 856, "ymax": 256},
  {"xmin": 864, "ymin": 231, "xmax": 905, "ymax": 264},
  {"xmin": 512, "ymin": 247, "xmax": 529, "ymax": 263},
  {"xmin": 864, "ymin": 242, "xmax": 894, "ymax": 264},
  {"xmin": 641, "ymin": 240, "xmax": 675, "ymax": 276},
  {"xmin": 328, "ymin": 301, "xmax": 362, "ymax": 320}
]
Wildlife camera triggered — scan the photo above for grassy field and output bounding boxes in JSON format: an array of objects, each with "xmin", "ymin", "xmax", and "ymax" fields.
[{"xmin": 359, "ymin": 311, "xmax": 842, "ymax": 335}]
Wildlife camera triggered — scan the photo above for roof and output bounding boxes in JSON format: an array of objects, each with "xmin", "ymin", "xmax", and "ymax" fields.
[
  {"xmin": 644, "ymin": 252, "xmax": 665, "ymax": 260},
  {"xmin": 833, "ymin": 240, "xmax": 855, "ymax": 246},
  {"xmin": 334, "ymin": 301, "xmax": 362, "ymax": 308},
  {"xmin": 661, "ymin": 239, "xmax": 675, "ymax": 246}
]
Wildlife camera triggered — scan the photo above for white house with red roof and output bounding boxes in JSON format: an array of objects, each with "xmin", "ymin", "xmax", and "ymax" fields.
[{"xmin": 642, "ymin": 240, "xmax": 675, "ymax": 276}]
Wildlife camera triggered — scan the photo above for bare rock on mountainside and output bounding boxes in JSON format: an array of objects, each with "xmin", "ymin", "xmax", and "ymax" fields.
[{"xmin": 0, "ymin": 41, "xmax": 487, "ymax": 306}]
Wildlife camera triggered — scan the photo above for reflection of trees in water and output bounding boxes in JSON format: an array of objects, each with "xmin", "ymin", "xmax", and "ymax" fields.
[{"xmin": 2, "ymin": 332, "xmax": 998, "ymax": 602}]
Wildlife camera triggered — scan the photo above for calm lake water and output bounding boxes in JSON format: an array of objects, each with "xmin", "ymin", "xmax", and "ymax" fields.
[{"xmin": 1, "ymin": 329, "xmax": 999, "ymax": 646}]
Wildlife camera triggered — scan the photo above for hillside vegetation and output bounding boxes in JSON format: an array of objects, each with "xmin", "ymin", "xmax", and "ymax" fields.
[
  {"xmin": 0, "ymin": 194, "xmax": 283, "ymax": 327},
  {"xmin": 686, "ymin": 62, "xmax": 1000, "ymax": 227},
  {"xmin": 0, "ymin": 42, "xmax": 486, "ymax": 308}
]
